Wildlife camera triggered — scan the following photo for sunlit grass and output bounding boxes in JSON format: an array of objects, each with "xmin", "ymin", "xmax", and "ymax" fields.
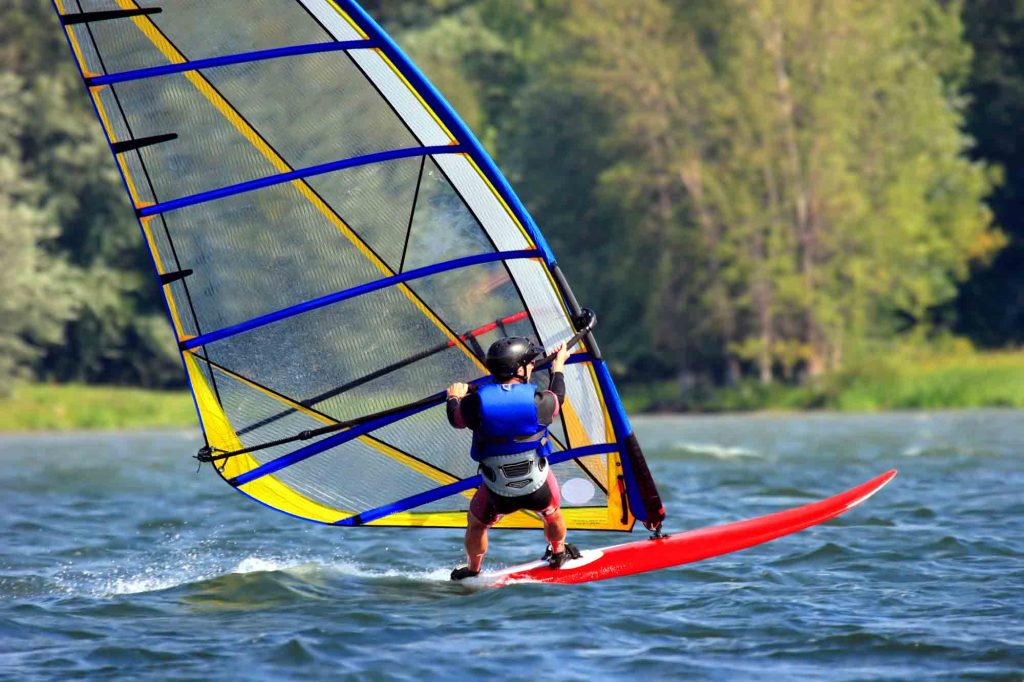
[
  {"xmin": 621, "ymin": 350, "xmax": 1024, "ymax": 413},
  {"xmin": 0, "ymin": 384, "xmax": 197, "ymax": 431},
  {"xmin": 835, "ymin": 351, "xmax": 1024, "ymax": 410}
]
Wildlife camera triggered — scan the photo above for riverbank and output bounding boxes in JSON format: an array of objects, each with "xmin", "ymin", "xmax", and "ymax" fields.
[
  {"xmin": 621, "ymin": 349, "xmax": 1024, "ymax": 413},
  {"xmin": 0, "ymin": 384, "xmax": 197, "ymax": 432},
  {"xmin": 2, "ymin": 350, "xmax": 1022, "ymax": 431}
]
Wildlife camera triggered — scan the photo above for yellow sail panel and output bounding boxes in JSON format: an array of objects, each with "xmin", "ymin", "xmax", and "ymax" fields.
[{"xmin": 184, "ymin": 355, "xmax": 348, "ymax": 524}]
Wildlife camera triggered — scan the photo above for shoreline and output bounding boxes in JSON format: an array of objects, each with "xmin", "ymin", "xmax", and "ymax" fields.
[{"xmin": 2, "ymin": 376, "xmax": 1021, "ymax": 433}]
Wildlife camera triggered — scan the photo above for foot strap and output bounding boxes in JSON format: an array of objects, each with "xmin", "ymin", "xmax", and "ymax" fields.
[
  {"xmin": 450, "ymin": 566, "xmax": 480, "ymax": 581},
  {"xmin": 547, "ymin": 543, "xmax": 581, "ymax": 569}
]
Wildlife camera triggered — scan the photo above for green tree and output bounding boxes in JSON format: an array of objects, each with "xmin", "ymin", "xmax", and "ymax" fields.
[
  {"xmin": 1, "ymin": 0, "xmax": 182, "ymax": 387},
  {"xmin": 502, "ymin": 0, "xmax": 999, "ymax": 385},
  {"xmin": 956, "ymin": 0, "xmax": 1024, "ymax": 345},
  {"xmin": 0, "ymin": 73, "xmax": 78, "ymax": 392}
]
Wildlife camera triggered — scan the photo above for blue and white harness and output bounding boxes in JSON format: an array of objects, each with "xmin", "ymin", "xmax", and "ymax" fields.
[{"xmin": 470, "ymin": 383, "xmax": 552, "ymax": 497}]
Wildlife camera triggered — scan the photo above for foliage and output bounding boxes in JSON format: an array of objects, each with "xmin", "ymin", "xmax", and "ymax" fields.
[
  {"xmin": 488, "ymin": 0, "xmax": 999, "ymax": 385},
  {"xmin": 955, "ymin": 0, "xmax": 1024, "ymax": 346},
  {"xmin": 622, "ymin": 344, "xmax": 1024, "ymax": 412},
  {"xmin": 0, "ymin": 72, "xmax": 79, "ymax": 394},
  {"xmin": 0, "ymin": 383, "xmax": 196, "ymax": 431},
  {"xmin": 0, "ymin": 0, "xmax": 183, "ymax": 389}
]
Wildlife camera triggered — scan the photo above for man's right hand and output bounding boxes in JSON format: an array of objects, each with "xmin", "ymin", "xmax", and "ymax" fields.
[
  {"xmin": 550, "ymin": 343, "xmax": 571, "ymax": 373},
  {"xmin": 447, "ymin": 382, "xmax": 470, "ymax": 399}
]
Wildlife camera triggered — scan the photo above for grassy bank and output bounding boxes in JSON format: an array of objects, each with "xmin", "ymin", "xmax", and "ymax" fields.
[
  {"xmin": 2, "ymin": 350, "xmax": 1021, "ymax": 432},
  {"xmin": 622, "ymin": 350, "xmax": 1024, "ymax": 413},
  {"xmin": 0, "ymin": 384, "xmax": 196, "ymax": 431}
]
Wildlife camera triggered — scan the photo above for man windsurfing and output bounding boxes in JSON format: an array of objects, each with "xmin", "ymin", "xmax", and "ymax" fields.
[{"xmin": 447, "ymin": 338, "xmax": 580, "ymax": 580}]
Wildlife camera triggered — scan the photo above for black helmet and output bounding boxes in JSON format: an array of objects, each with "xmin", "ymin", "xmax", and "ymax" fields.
[{"xmin": 485, "ymin": 337, "xmax": 544, "ymax": 379}]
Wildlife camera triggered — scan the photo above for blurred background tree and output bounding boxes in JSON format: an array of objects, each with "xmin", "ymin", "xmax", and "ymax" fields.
[{"xmin": 0, "ymin": 0, "xmax": 182, "ymax": 390}]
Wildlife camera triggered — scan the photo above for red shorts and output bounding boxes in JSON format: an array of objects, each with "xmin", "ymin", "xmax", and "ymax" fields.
[{"xmin": 469, "ymin": 469, "xmax": 561, "ymax": 527}]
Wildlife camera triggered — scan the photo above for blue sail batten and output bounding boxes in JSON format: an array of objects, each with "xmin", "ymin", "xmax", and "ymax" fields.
[
  {"xmin": 181, "ymin": 249, "xmax": 541, "ymax": 350},
  {"xmin": 86, "ymin": 39, "xmax": 379, "ymax": 86},
  {"xmin": 336, "ymin": 443, "xmax": 620, "ymax": 526},
  {"xmin": 138, "ymin": 145, "xmax": 464, "ymax": 217}
]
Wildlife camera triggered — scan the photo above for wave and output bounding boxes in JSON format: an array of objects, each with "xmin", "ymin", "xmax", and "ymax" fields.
[
  {"xmin": 57, "ymin": 553, "xmax": 457, "ymax": 599},
  {"xmin": 667, "ymin": 442, "xmax": 762, "ymax": 459}
]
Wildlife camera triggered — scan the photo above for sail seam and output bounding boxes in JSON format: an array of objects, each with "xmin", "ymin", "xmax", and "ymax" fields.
[
  {"xmin": 333, "ymin": 0, "xmax": 556, "ymax": 265},
  {"xmin": 193, "ymin": 353, "xmax": 466, "ymax": 490}
]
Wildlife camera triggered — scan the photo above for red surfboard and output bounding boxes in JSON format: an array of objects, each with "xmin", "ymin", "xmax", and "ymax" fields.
[{"xmin": 470, "ymin": 470, "xmax": 896, "ymax": 587}]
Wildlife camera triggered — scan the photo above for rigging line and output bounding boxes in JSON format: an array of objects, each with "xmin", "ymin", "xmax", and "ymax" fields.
[
  {"xmin": 180, "ymin": 249, "xmax": 539, "ymax": 351},
  {"xmin": 99, "ymin": 0, "xmax": 487, "ymax": 375},
  {"xmin": 405, "ymin": 122, "xmax": 595, "ymax": 466},
  {"xmin": 137, "ymin": 145, "xmax": 462, "ymax": 217},
  {"xmin": 204, "ymin": 346, "xmax": 595, "ymax": 472},
  {"xmin": 234, "ymin": 310, "xmax": 529, "ymax": 437},
  {"xmin": 414, "ymin": 159, "xmax": 598, "ymax": 482},
  {"xmin": 398, "ymin": 155, "xmax": 425, "ymax": 273},
  {"xmin": 223, "ymin": 380, "xmax": 490, "ymax": 487},
  {"xmin": 419, "ymin": 154, "xmax": 553, "ymax": 358},
  {"xmin": 86, "ymin": 39, "xmax": 379, "ymax": 86},
  {"xmin": 335, "ymin": 443, "xmax": 620, "ymax": 526},
  {"xmin": 189, "ymin": 352, "xmax": 465, "ymax": 488}
]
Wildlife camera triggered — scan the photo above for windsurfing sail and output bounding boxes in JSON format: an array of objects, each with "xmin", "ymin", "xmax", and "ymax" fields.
[{"xmin": 52, "ymin": 0, "xmax": 665, "ymax": 531}]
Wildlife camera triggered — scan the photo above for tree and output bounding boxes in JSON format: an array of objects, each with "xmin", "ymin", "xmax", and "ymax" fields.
[
  {"xmin": 0, "ymin": 73, "xmax": 78, "ymax": 392},
  {"xmin": 956, "ymin": 0, "xmax": 1024, "ymax": 345},
  {"xmin": 1, "ymin": 0, "xmax": 183, "ymax": 387}
]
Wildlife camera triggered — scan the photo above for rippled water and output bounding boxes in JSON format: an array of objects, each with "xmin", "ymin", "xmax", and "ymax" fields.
[{"xmin": 1, "ymin": 411, "xmax": 1021, "ymax": 680}]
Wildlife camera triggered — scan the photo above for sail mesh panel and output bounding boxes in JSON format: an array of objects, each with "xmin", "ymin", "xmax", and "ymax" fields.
[{"xmin": 153, "ymin": 179, "xmax": 387, "ymax": 333}]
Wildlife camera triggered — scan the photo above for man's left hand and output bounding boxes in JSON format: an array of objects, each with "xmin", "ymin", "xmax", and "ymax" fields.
[{"xmin": 447, "ymin": 382, "xmax": 470, "ymax": 399}]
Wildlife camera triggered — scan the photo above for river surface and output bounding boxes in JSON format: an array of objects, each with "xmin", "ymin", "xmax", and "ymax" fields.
[{"xmin": 0, "ymin": 411, "xmax": 1020, "ymax": 680}]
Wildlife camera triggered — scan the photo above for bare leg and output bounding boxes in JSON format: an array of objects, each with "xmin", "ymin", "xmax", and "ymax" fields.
[
  {"xmin": 465, "ymin": 513, "xmax": 488, "ymax": 572},
  {"xmin": 543, "ymin": 509, "xmax": 566, "ymax": 554}
]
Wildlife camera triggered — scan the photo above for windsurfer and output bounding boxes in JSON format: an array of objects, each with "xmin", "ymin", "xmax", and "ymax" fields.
[{"xmin": 447, "ymin": 338, "xmax": 579, "ymax": 580}]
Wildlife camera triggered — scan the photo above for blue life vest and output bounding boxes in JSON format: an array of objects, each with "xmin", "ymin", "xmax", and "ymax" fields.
[
  {"xmin": 470, "ymin": 383, "xmax": 550, "ymax": 461},
  {"xmin": 470, "ymin": 382, "xmax": 552, "ymax": 497}
]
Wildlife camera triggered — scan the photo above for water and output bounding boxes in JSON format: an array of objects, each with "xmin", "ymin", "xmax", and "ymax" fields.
[{"xmin": 1, "ymin": 411, "xmax": 1021, "ymax": 681}]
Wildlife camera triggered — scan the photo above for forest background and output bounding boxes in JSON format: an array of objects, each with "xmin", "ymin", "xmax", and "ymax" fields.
[{"xmin": 1, "ymin": 0, "xmax": 1022, "ymax": 427}]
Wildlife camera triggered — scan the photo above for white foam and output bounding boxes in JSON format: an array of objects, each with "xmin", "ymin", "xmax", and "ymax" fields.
[
  {"xmin": 56, "ymin": 550, "xmax": 460, "ymax": 599},
  {"xmin": 232, "ymin": 556, "xmax": 305, "ymax": 574},
  {"xmin": 673, "ymin": 442, "xmax": 761, "ymax": 459},
  {"xmin": 320, "ymin": 559, "xmax": 452, "ymax": 583}
]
